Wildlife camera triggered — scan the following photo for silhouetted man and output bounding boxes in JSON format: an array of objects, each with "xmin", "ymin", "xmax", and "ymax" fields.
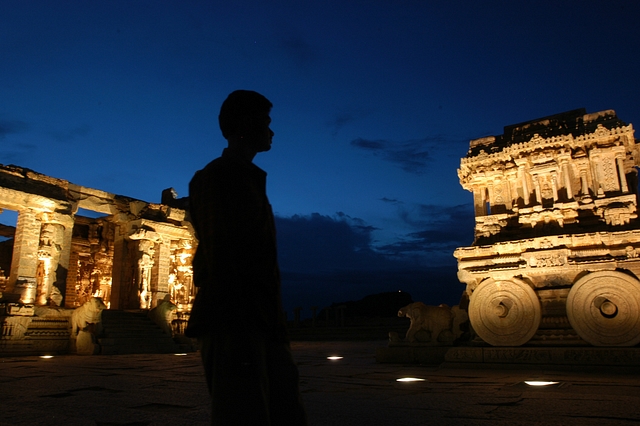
[{"xmin": 187, "ymin": 90, "xmax": 307, "ymax": 425}]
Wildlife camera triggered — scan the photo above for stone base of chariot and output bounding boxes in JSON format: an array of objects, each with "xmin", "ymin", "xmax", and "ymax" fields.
[
  {"xmin": 445, "ymin": 346, "xmax": 640, "ymax": 370},
  {"xmin": 377, "ymin": 345, "xmax": 640, "ymax": 370}
]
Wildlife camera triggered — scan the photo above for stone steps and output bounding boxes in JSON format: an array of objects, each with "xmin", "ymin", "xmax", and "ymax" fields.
[{"xmin": 98, "ymin": 310, "xmax": 181, "ymax": 355}]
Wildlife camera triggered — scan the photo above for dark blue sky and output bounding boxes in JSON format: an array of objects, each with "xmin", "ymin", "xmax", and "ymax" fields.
[{"xmin": 2, "ymin": 1, "xmax": 640, "ymax": 313}]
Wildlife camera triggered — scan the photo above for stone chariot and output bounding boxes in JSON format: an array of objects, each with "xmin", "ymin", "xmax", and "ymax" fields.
[{"xmin": 455, "ymin": 109, "xmax": 640, "ymax": 347}]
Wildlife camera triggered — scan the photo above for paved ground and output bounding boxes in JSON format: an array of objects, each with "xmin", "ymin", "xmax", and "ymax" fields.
[{"xmin": 1, "ymin": 340, "xmax": 640, "ymax": 425}]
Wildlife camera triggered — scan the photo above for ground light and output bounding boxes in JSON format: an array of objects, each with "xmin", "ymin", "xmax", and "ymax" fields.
[
  {"xmin": 524, "ymin": 381, "xmax": 559, "ymax": 386},
  {"xmin": 396, "ymin": 377, "xmax": 426, "ymax": 382},
  {"xmin": 174, "ymin": 353, "xmax": 188, "ymax": 356},
  {"xmin": 326, "ymin": 356, "xmax": 343, "ymax": 360},
  {"xmin": 39, "ymin": 355, "xmax": 54, "ymax": 359}
]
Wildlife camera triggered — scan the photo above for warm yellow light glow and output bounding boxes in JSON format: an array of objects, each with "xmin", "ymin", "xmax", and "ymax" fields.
[
  {"xmin": 327, "ymin": 356, "xmax": 343, "ymax": 360},
  {"xmin": 40, "ymin": 355, "xmax": 54, "ymax": 359},
  {"xmin": 396, "ymin": 377, "xmax": 425, "ymax": 382},
  {"xmin": 524, "ymin": 381, "xmax": 559, "ymax": 386},
  {"xmin": 174, "ymin": 353, "xmax": 188, "ymax": 356}
]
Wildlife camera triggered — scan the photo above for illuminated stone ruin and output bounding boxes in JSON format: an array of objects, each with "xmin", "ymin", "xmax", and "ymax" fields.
[
  {"xmin": 0, "ymin": 164, "xmax": 195, "ymax": 353},
  {"xmin": 455, "ymin": 108, "xmax": 640, "ymax": 347}
]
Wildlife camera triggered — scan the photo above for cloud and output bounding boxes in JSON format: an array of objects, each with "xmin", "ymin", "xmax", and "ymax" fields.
[
  {"xmin": 275, "ymin": 212, "xmax": 465, "ymax": 311},
  {"xmin": 326, "ymin": 113, "xmax": 358, "ymax": 137},
  {"xmin": 351, "ymin": 135, "xmax": 464, "ymax": 174},
  {"xmin": 377, "ymin": 202, "xmax": 475, "ymax": 262},
  {"xmin": 275, "ymin": 202, "xmax": 475, "ymax": 274},
  {"xmin": 380, "ymin": 197, "xmax": 401, "ymax": 204},
  {"xmin": 0, "ymin": 119, "xmax": 29, "ymax": 138},
  {"xmin": 325, "ymin": 109, "xmax": 373, "ymax": 137},
  {"xmin": 275, "ymin": 212, "xmax": 384, "ymax": 273},
  {"xmin": 47, "ymin": 125, "xmax": 91, "ymax": 143}
]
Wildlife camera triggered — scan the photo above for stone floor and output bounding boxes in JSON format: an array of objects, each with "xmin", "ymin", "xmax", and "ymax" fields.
[{"xmin": 1, "ymin": 340, "xmax": 640, "ymax": 425}]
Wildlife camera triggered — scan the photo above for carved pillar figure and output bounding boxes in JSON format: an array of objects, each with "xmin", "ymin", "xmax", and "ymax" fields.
[
  {"xmin": 36, "ymin": 221, "xmax": 64, "ymax": 305},
  {"xmin": 92, "ymin": 244, "xmax": 114, "ymax": 307},
  {"xmin": 175, "ymin": 239, "xmax": 193, "ymax": 309},
  {"xmin": 492, "ymin": 180, "xmax": 510, "ymax": 211},
  {"xmin": 136, "ymin": 239, "xmax": 155, "ymax": 310}
]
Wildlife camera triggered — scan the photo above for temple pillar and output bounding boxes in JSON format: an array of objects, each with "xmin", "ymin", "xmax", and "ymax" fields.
[
  {"xmin": 473, "ymin": 187, "xmax": 486, "ymax": 216},
  {"xmin": 579, "ymin": 170, "xmax": 589, "ymax": 196},
  {"xmin": 507, "ymin": 171, "xmax": 519, "ymax": 210},
  {"xmin": 65, "ymin": 249, "xmax": 80, "ymax": 308},
  {"xmin": 135, "ymin": 239, "xmax": 155, "ymax": 310},
  {"xmin": 173, "ymin": 239, "xmax": 194, "ymax": 310},
  {"xmin": 152, "ymin": 240, "xmax": 171, "ymax": 307},
  {"xmin": 110, "ymin": 224, "xmax": 131, "ymax": 310},
  {"xmin": 533, "ymin": 175, "xmax": 542, "ymax": 205},
  {"xmin": 56, "ymin": 215, "xmax": 74, "ymax": 305},
  {"xmin": 518, "ymin": 165, "xmax": 530, "ymax": 206},
  {"xmin": 486, "ymin": 184, "xmax": 493, "ymax": 214},
  {"xmin": 35, "ymin": 221, "xmax": 64, "ymax": 305},
  {"xmin": 591, "ymin": 153, "xmax": 605, "ymax": 197},
  {"xmin": 616, "ymin": 156, "xmax": 629, "ymax": 193},
  {"xmin": 33, "ymin": 212, "xmax": 74, "ymax": 306},
  {"xmin": 126, "ymin": 227, "xmax": 161, "ymax": 310},
  {"xmin": 551, "ymin": 173, "xmax": 559, "ymax": 202},
  {"xmin": 7, "ymin": 209, "xmax": 41, "ymax": 302},
  {"xmin": 561, "ymin": 161, "xmax": 573, "ymax": 200}
]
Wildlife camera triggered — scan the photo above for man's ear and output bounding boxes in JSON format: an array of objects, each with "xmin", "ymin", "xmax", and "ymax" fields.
[{"xmin": 238, "ymin": 116, "xmax": 255, "ymax": 137}]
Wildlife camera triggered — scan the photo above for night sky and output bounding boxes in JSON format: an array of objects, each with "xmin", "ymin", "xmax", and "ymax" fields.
[{"xmin": 2, "ymin": 1, "xmax": 640, "ymax": 315}]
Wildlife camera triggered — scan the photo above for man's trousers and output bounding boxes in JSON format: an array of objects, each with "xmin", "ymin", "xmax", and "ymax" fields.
[{"xmin": 199, "ymin": 331, "xmax": 308, "ymax": 425}]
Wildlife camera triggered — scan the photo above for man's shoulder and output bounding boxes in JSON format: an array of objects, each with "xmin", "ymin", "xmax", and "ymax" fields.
[{"xmin": 191, "ymin": 156, "xmax": 231, "ymax": 183}]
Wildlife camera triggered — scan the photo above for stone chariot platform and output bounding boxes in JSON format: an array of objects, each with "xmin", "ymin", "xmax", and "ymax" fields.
[{"xmin": 376, "ymin": 345, "xmax": 640, "ymax": 370}]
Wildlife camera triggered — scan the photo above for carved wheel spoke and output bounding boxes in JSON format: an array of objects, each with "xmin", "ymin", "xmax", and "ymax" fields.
[
  {"xmin": 469, "ymin": 278, "xmax": 541, "ymax": 346},
  {"xmin": 567, "ymin": 271, "xmax": 640, "ymax": 346}
]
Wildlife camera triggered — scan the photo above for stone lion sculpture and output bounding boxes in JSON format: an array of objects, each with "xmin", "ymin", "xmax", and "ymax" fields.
[
  {"xmin": 397, "ymin": 302, "xmax": 454, "ymax": 344},
  {"xmin": 71, "ymin": 297, "xmax": 107, "ymax": 337},
  {"xmin": 450, "ymin": 304, "xmax": 469, "ymax": 340},
  {"xmin": 48, "ymin": 286, "xmax": 63, "ymax": 307},
  {"xmin": 148, "ymin": 297, "xmax": 177, "ymax": 336}
]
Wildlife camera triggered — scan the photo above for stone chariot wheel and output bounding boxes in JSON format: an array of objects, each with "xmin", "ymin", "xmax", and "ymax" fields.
[
  {"xmin": 469, "ymin": 278, "xmax": 541, "ymax": 346},
  {"xmin": 566, "ymin": 271, "xmax": 640, "ymax": 346}
]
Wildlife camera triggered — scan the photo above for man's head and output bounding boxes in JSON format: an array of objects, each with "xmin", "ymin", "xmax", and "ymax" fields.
[{"xmin": 219, "ymin": 90, "xmax": 274, "ymax": 152}]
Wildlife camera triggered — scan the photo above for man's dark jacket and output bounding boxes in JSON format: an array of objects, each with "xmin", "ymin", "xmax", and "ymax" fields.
[{"xmin": 186, "ymin": 148, "xmax": 287, "ymax": 340}]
